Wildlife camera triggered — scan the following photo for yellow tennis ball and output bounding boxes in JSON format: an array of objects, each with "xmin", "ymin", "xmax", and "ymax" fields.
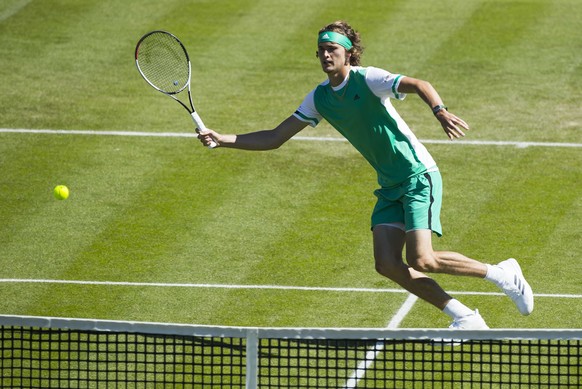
[{"xmin": 54, "ymin": 185, "xmax": 69, "ymax": 200}]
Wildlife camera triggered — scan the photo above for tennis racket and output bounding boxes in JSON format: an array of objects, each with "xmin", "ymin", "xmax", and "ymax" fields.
[{"xmin": 135, "ymin": 30, "xmax": 216, "ymax": 148}]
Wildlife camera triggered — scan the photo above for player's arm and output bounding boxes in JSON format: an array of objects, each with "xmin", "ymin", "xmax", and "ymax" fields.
[
  {"xmin": 197, "ymin": 115, "xmax": 308, "ymax": 150},
  {"xmin": 397, "ymin": 77, "xmax": 469, "ymax": 140}
]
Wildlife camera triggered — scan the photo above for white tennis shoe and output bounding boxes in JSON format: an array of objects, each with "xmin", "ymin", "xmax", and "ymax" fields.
[
  {"xmin": 497, "ymin": 258, "xmax": 534, "ymax": 315},
  {"xmin": 448, "ymin": 309, "xmax": 489, "ymax": 330}
]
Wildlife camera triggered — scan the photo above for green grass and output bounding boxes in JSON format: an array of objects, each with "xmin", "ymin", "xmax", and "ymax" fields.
[{"xmin": 0, "ymin": 0, "xmax": 581, "ymax": 329}]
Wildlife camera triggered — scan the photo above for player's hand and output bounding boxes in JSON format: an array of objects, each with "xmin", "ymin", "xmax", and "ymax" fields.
[
  {"xmin": 435, "ymin": 110, "xmax": 469, "ymax": 140},
  {"xmin": 196, "ymin": 128, "xmax": 220, "ymax": 147}
]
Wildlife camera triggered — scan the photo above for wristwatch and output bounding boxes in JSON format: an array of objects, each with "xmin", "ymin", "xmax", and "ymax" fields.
[{"xmin": 432, "ymin": 105, "xmax": 448, "ymax": 116}]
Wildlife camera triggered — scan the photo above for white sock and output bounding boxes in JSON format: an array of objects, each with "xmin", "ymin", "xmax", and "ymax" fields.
[
  {"xmin": 484, "ymin": 264, "xmax": 505, "ymax": 287},
  {"xmin": 443, "ymin": 299, "xmax": 474, "ymax": 320}
]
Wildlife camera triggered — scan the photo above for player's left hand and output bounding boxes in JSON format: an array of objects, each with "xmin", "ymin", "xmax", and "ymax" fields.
[{"xmin": 435, "ymin": 110, "xmax": 469, "ymax": 140}]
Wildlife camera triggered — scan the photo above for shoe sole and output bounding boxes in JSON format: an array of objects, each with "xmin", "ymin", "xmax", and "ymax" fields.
[{"xmin": 506, "ymin": 258, "xmax": 534, "ymax": 315}]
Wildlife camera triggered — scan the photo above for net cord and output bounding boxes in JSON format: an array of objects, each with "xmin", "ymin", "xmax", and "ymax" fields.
[{"xmin": 0, "ymin": 314, "xmax": 581, "ymax": 341}]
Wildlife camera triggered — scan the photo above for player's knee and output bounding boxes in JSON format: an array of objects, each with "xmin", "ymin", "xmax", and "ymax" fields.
[{"xmin": 408, "ymin": 254, "xmax": 439, "ymax": 273}]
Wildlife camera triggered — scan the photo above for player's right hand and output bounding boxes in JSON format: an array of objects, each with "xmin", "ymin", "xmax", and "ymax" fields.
[{"xmin": 196, "ymin": 128, "xmax": 220, "ymax": 148}]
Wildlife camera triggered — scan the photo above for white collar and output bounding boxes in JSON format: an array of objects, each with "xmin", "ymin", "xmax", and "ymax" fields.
[{"xmin": 331, "ymin": 71, "xmax": 350, "ymax": 91}]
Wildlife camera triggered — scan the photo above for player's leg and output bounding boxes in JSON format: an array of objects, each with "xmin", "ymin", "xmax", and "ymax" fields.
[
  {"xmin": 401, "ymin": 171, "xmax": 489, "ymax": 327},
  {"xmin": 373, "ymin": 224, "xmax": 451, "ymax": 309},
  {"xmin": 373, "ymin": 225, "xmax": 488, "ymax": 328}
]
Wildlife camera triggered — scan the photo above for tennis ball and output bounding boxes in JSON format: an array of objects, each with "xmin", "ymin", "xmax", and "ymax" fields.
[{"xmin": 53, "ymin": 185, "xmax": 69, "ymax": 200}]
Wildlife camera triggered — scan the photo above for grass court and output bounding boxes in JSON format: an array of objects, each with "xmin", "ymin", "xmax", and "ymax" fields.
[{"xmin": 0, "ymin": 0, "xmax": 580, "ymax": 330}]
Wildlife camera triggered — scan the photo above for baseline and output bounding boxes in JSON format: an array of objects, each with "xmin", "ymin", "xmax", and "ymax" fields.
[{"xmin": 0, "ymin": 279, "xmax": 580, "ymax": 299}]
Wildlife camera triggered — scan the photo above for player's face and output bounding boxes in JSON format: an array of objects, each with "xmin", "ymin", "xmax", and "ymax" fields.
[{"xmin": 317, "ymin": 42, "xmax": 349, "ymax": 74}]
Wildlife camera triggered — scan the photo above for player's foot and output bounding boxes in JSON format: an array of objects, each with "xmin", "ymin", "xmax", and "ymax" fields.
[
  {"xmin": 448, "ymin": 309, "xmax": 489, "ymax": 330},
  {"xmin": 497, "ymin": 258, "xmax": 534, "ymax": 315}
]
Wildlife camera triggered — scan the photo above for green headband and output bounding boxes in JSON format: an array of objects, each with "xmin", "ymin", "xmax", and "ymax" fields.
[{"xmin": 318, "ymin": 31, "xmax": 353, "ymax": 50}]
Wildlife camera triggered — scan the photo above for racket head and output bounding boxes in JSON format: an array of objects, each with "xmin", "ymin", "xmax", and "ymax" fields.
[{"xmin": 135, "ymin": 30, "xmax": 191, "ymax": 95}]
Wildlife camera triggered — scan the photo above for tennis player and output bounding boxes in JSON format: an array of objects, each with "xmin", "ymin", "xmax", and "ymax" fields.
[{"xmin": 198, "ymin": 21, "xmax": 534, "ymax": 329}]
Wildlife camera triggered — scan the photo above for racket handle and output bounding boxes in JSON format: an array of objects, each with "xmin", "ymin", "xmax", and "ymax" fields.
[{"xmin": 191, "ymin": 111, "xmax": 217, "ymax": 148}]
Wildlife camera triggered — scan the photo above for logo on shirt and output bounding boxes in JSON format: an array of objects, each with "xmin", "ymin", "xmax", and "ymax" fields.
[{"xmin": 353, "ymin": 94, "xmax": 361, "ymax": 101}]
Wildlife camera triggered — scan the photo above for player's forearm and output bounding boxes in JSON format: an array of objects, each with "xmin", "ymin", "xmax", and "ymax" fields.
[
  {"xmin": 414, "ymin": 82, "xmax": 443, "ymax": 110},
  {"xmin": 209, "ymin": 115, "xmax": 305, "ymax": 150},
  {"xmin": 218, "ymin": 130, "xmax": 285, "ymax": 150}
]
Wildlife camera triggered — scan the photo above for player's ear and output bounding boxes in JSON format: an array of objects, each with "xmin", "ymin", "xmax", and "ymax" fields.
[{"xmin": 345, "ymin": 51, "xmax": 352, "ymax": 65}]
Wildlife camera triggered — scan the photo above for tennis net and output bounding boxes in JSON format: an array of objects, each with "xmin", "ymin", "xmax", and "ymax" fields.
[{"xmin": 0, "ymin": 314, "xmax": 580, "ymax": 388}]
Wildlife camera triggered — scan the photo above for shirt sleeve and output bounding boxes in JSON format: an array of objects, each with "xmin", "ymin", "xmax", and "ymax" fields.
[
  {"xmin": 365, "ymin": 66, "xmax": 407, "ymax": 100},
  {"xmin": 292, "ymin": 89, "xmax": 322, "ymax": 127}
]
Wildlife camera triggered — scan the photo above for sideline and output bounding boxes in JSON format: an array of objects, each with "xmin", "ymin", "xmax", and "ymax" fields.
[{"xmin": 1, "ymin": 128, "xmax": 581, "ymax": 148}]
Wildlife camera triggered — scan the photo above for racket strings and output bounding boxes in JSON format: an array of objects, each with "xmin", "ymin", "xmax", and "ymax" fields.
[{"xmin": 136, "ymin": 32, "xmax": 189, "ymax": 94}]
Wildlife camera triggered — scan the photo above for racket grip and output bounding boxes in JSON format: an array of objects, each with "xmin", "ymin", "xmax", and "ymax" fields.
[{"xmin": 191, "ymin": 111, "xmax": 217, "ymax": 148}]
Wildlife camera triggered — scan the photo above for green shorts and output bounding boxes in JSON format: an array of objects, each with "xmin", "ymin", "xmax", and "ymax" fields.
[{"xmin": 371, "ymin": 170, "xmax": 443, "ymax": 236}]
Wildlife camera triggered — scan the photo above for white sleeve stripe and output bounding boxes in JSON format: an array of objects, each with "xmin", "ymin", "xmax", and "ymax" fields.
[
  {"xmin": 293, "ymin": 110, "xmax": 319, "ymax": 127},
  {"xmin": 392, "ymin": 74, "xmax": 404, "ymax": 99}
]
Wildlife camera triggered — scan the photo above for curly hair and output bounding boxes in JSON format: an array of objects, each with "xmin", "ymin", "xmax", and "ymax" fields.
[{"xmin": 318, "ymin": 20, "xmax": 364, "ymax": 66}]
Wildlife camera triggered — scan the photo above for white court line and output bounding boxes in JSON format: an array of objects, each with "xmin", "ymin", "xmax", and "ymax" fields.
[
  {"xmin": 386, "ymin": 294, "xmax": 419, "ymax": 329},
  {"xmin": 0, "ymin": 128, "xmax": 196, "ymax": 138},
  {"xmin": 343, "ymin": 294, "xmax": 418, "ymax": 389},
  {"xmin": 295, "ymin": 136, "xmax": 582, "ymax": 149},
  {"xmin": 1, "ymin": 128, "xmax": 581, "ymax": 148},
  {"xmin": 0, "ymin": 279, "xmax": 580, "ymax": 299}
]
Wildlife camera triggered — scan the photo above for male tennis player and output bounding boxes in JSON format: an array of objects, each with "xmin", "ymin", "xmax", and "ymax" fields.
[{"xmin": 198, "ymin": 21, "xmax": 534, "ymax": 329}]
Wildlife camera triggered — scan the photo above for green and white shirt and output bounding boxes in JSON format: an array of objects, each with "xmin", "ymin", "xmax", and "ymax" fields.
[{"xmin": 293, "ymin": 66, "xmax": 437, "ymax": 188}]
